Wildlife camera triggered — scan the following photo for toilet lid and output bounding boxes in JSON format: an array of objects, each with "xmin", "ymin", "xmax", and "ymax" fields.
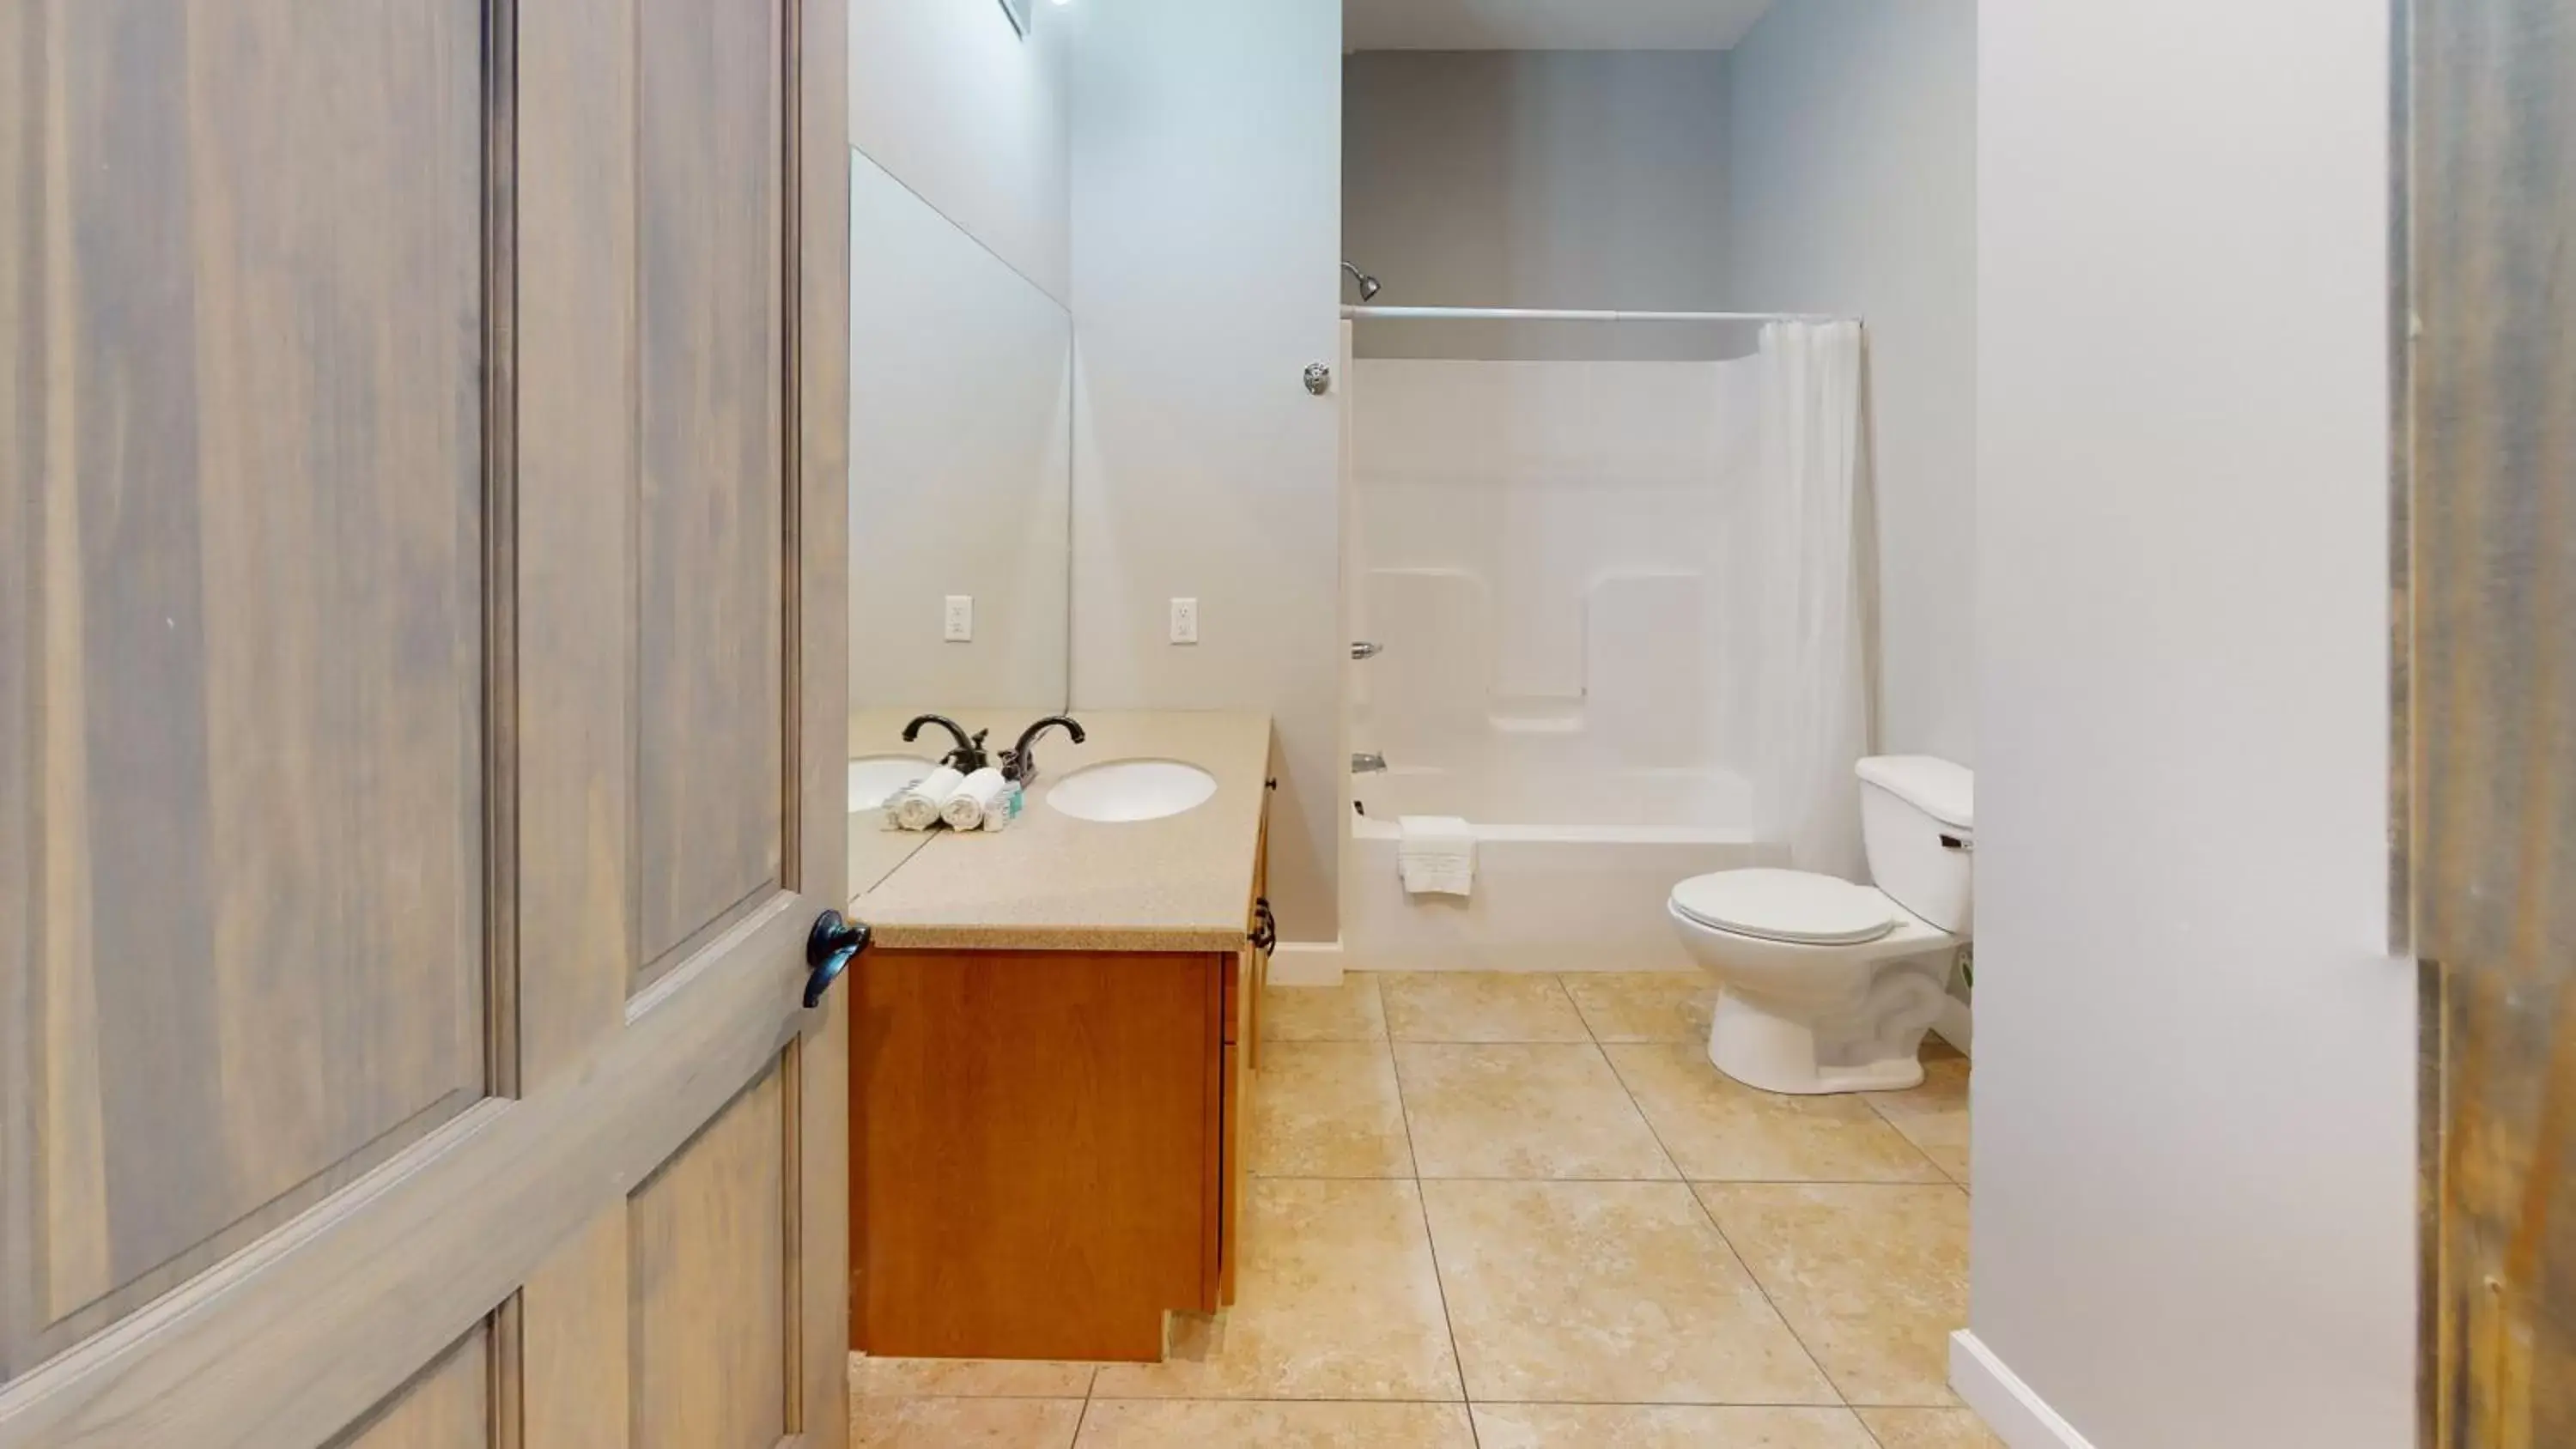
[{"xmin": 1671, "ymin": 869, "xmax": 1899, "ymax": 946}]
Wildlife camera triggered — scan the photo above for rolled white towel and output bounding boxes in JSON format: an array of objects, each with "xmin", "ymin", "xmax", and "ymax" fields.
[
  {"xmin": 941, "ymin": 767, "xmax": 1011, "ymax": 831},
  {"xmin": 1398, "ymin": 815, "xmax": 1476, "ymax": 897},
  {"xmin": 890, "ymin": 767, "xmax": 963, "ymax": 831}
]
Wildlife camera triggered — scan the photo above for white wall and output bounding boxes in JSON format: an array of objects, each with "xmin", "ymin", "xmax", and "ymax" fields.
[
  {"xmin": 849, "ymin": 0, "xmax": 1072, "ymax": 301},
  {"xmin": 849, "ymin": 150, "xmax": 1071, "ymax": 710},
  {"xmin": 1728, "ymin": 0, "xmax": 1977, "ymax": 769},
  {"xmin": 1069, "ymin": 0, "xmax": 1344, "ymax": 941},
  {"xmin": 1971, "ymin": 3, "xmax": 2415, "ymax": 1446}
]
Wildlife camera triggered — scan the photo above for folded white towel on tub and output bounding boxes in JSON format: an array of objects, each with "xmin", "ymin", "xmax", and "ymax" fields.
[{"xmin": 1398, "ymin": 815, "xmax": 1476, "ymax": 897}]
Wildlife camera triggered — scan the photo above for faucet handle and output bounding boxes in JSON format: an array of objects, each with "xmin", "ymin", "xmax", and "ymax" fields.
[
  {"xmin": 902, "ymin": 713, "xmax": 989, "ymax": 772},
  {"xmin": 1004, "ymin": 714, "xmax": 1086, "ymax": 785}
]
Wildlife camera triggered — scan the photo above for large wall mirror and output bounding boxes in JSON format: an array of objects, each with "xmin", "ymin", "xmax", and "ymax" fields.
[{"xmin": 848, "ymin": 149, "xmax": 1072, "ymax": 717}]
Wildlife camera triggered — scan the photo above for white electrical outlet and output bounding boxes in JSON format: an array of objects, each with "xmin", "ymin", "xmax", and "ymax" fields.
[
  {"xmin": 1169, "ymin": 597, "xmax": 1200, "ymax": 645},
  {"xmin": 944, "ymin": 595, "xmax": 974, "ymax": 642}
]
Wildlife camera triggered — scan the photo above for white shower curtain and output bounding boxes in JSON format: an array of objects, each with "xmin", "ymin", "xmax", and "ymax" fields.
[{"xmin": 1747, "ymin": 321, "xmax": 1869, "ymax": 877}]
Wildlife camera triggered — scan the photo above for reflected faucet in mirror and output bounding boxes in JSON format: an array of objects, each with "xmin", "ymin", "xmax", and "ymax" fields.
[
  {"xmin": 1002, "ymin": 715, "xmax": 1087, "ymax": 785},
  {"xmin": 902, "ymin": 714, "xmax": 993, "ymax": 773}
]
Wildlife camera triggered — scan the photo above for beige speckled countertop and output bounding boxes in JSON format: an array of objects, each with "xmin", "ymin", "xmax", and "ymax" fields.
[{"xmin": 847, "ymin": 708, "xmax": 1273, "ymax": 953}]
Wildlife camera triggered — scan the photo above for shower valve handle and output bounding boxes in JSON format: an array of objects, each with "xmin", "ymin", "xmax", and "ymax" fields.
[{"xmin": 1351, "ymin": 641, "xmax": 1383, "ymax": 661}]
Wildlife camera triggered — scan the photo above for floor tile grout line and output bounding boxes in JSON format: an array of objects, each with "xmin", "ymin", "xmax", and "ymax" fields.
[
  {"xmin": 871, "ymin": 1389, "xmax": 1971, "ymax": 1410},
  {"xmin": 1388, "ymin": 1037, "xmax": 1600, "ymax": 1046},
  {"xmin": 1388, "ymin": 1028, "xmax": 1425, "ymax": 1183},
  {"xmin": 1390, "ymin": 1024, "xmax": 1480, "ymax": 1445},
  {"xmin": 1684, "ymin": 1179, "xmax": 1855, "ymax": 1410},
  {"xmin": 1074, "ymin": 1396, "xmax": 1930, "ymax": 1407},
  {"xmin": 1571, "ymin": 991, "xmax": 1690, "ymax": 1181},
  {"xmin": 1594, "ymin": 1005, "xmax": 1850, "ymax": 1411},
  {"xmin": 1254, "ymin": 1173, "xmax": 1964, "ymax": 1185},
  {"xmin": 1067, "ymin": 1383, "xmax": 1095, "ymax": 1448},
  {"xmin": 1412, "ymin": 1188, "xmax": 1481, "ymax": 1444},
  {"xmin": 1266, "ymin": 976, "xmax": 1969, "ymax": 1427},
  {"xmin": 1857, "ymin": 1079, "xmax": 1959, "ymax": 1185}
]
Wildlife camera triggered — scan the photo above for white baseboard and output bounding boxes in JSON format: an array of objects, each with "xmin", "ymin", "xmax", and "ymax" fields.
[
  {"xmin": 1935, "ymin": 996, "xmax": 1973, "ymax": 1056},
  {"xmin": 1267, "ymin": 940, "xmax": 1345, "ymax": 987},
  {"xmin": 1951, "ymin": 1331, "xmax": 2094, "ymax": 1449}
]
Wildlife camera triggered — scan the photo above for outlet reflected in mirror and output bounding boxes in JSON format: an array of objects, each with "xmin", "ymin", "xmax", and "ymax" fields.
[{"xmin": 848, "ymin": 149, "xmax": 1072, "ymax": 717}]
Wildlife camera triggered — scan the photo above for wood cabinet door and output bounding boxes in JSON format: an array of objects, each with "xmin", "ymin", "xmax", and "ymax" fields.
[{"xmin": 0, "ymin": 2, "xmax": 852, "ymax": 1445}]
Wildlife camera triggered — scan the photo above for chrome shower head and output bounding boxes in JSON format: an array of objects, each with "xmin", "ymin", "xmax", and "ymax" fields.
[{"xmin": 1342, "ymin": 260, "xmax": 1382, "ymax": 301}]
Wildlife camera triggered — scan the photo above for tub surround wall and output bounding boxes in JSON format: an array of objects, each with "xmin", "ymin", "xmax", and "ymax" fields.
[
  {"xmin": 1351, "ymin": 356, "xmax": 1760, "ymax": 779},
  {"xmin": 1342, "ymin": 3, "xmax": 1979, "ymax": 772}
]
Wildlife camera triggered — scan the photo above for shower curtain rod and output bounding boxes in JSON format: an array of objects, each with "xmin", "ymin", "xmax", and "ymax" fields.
[{"xmin": 1340, "ymin": 305, "xmax": 1852, "ymax": 324}]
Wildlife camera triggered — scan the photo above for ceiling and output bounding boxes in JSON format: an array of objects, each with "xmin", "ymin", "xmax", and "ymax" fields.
[{"xmin": 1344, "ymin": 0, "xmax": 1777, "ymax": 52}]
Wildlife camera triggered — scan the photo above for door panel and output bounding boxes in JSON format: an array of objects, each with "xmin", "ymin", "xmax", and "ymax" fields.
[
  {"xmin": 2, "ymin": 0, "xmax": 488, "ymax": 1376},
  {"xmin": 0, "ymin": 0, "xmax": 851, "ymax": 1442},
  {"xmin": 636, "ymin": 0, "xmax": 787, "ymax": 976},
  {"xmin": 629, "ymin": 1065, "xmax": 788, "ymax": 1449},
  {"xmin": 336, "ymin": 1326, "xmax": 492, "ymax": 1449}
]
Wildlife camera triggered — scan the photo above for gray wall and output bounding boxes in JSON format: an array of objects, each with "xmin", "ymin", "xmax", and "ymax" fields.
[
  {"xmin": 1342, "ymin": 51, "xmax": 1734, "ymax": 333},
  {"xmin": 1728, "ymin": 0, "xmax": 1978, "ymax": 768}
]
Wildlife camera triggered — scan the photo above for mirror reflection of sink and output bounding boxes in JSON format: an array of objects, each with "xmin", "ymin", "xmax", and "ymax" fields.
[
  {"xmin": 848, "ymin": 755, "xmax": 937, "ymax": 813},
  {"xmin": 1046, "ymin": 759, "xmax": 1218, "ymax": 823}
]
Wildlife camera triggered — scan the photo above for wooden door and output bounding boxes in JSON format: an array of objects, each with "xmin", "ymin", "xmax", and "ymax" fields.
[
  {"xmin": 0, "ymin": 1, "xmax": 852, "ymax": 1445},
  {"xmin": 2407, "ymin": 0, "xmax": 2576, "ymax": 1443}
]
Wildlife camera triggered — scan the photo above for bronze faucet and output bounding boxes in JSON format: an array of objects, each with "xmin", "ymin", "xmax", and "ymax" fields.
[{"xmin": 1000, "ymin": 715, "xmax": 1086, "ymax": 785}]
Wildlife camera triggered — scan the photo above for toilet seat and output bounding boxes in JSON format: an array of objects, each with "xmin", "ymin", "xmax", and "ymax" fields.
[{"xmin": 1669, "ymin": 869, "xmax": 1898, "ymax": 946}]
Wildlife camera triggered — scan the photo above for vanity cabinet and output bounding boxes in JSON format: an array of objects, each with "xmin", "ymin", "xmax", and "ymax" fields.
[{"xmin": 852, "ymin": 786, "xmax": 1271, "ymax": 1363}]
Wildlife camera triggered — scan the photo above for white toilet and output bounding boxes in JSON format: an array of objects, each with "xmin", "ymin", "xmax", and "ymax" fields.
[{"xmin": 1668, "ymin": 756, "xmax": 1972, "ymax": 1094}]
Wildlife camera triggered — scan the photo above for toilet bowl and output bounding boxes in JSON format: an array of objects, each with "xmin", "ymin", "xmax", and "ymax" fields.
[{"xmin": 1668, "ymin": 757, "xmax": 1972, "ymax": 1094}]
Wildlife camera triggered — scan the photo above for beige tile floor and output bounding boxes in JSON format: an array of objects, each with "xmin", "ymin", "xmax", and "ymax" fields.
[{"xmin": 853, "ymin": 971, "xmax": 1997, "ymax": 1449}]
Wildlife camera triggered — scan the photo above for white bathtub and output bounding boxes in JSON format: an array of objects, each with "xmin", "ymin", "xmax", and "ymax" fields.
[{"xmin": 1346, "ymin": 765, "xmax": 1780, "ymax": 973}]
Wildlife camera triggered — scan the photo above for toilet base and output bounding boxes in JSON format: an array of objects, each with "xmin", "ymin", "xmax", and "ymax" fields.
[{"xmin": 1704, "ymin": 967, "xmax": 1946, "ymax": 1095}]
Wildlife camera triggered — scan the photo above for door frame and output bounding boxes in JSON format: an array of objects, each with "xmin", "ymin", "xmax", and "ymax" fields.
[{"xmin": 2401, "ymin": 0, "xmax": 2576, "ymax": 1443}]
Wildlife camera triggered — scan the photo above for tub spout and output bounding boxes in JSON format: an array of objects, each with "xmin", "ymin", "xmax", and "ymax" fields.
[{"xmin": 1352, "ymin": 752, "xmax": 1388, "ymax": 774}]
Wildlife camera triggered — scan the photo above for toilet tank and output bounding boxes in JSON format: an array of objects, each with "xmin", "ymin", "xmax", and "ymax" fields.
[{"xmin": 1855, "ymin": 756, "xmax": 1974, "ymax": 935}]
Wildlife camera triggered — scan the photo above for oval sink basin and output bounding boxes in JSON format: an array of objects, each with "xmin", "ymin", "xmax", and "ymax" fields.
[
  {"xmin": 1046, "ymin": 759, "xmax": 1218, "ymax": 823},
  {"xmin": 848, "ymin": 755, "xmax": 937, "ymax": 813}
]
